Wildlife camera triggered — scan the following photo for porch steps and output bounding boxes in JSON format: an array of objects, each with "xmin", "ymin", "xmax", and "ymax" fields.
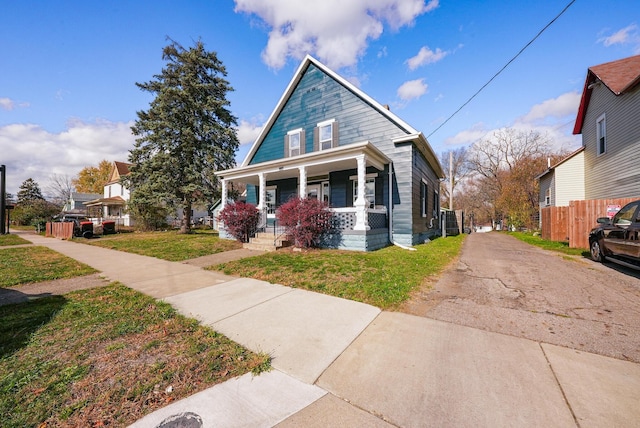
[{"xmin": 243, "ymin": 232, "xmax": 290, "ymax": 252}]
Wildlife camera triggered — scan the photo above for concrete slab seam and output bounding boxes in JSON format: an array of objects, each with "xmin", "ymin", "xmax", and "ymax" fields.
[
  {"xmin": 206, "ymin": 286, "xmax": 297, "ymax": 325},
  {"xmin": 539, "ymin": 342, "xmax": 580, "ymax": 427},
  {"xmin": 310, "ymin": 311, "xmax": 383, "ymax": 385}
]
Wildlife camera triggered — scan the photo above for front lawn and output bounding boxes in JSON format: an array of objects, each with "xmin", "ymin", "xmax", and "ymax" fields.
[
  {"xmin": 0, "ymin": 284, "xmax": 271, "ymax": 427},
  {"xmin": 83, "ymin": 230, "xmax": 242, "ymax": 261},
  {"xmin": 211, "ymin": 235, "xmax": 465, "ymax": 309},
  {"xmin": 0, "ymin": 246, "xmax": 97, "ymax": 287},
  {"xmin": 0, "ymin": 234, "xmax": 30, "ymax": 246}
]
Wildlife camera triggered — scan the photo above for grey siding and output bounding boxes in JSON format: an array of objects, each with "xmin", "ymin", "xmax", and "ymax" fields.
[
  {"xmin": 583, "ymin": 84, "xmax": 640, "ymax": 199},
  {"xmin": 539, "ymin": 172, "xmax": 554, "ymax": 208}
]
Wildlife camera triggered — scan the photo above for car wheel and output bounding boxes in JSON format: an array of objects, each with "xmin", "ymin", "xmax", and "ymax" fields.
[{"xmin": 590, "ymin": 239, "xmax": 606, "ymax": 262}]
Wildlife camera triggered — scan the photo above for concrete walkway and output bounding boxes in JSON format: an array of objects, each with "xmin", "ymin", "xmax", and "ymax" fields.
[{"xmin": 16, "ymin": 232, "xmax": 640, "ymax": 427}]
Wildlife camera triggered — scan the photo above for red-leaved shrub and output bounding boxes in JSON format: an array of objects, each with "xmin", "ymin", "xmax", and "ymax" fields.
[
  {"xmin": 218, "ymin": 201, "xmax": 260, "ymax": 242},
  {"xmin": 276, "ymin": 197, "xmax": 333, "ymax": 248}
]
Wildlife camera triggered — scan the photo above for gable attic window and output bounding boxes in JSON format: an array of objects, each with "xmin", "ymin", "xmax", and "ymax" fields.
[
  {"xmin": 285, "ymin": 128, "xmax": 304, "ymax": 157},
  {"xmin": 596, "ymin": 113, "xmax": 606, "ymax": 155},
  {"xmin": 315, "ymin": 119, "xmax": 337, "ymax": 151}
]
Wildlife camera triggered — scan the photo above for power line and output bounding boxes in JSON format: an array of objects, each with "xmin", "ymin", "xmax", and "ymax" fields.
[{"xmin": 427, "ymin": 0, "xmax": 577, "ymax": 140}]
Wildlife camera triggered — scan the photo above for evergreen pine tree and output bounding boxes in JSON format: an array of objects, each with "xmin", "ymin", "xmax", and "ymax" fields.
[{"xmin": 129, "ymin": 39, "xmax": 239, "ymax": 233}]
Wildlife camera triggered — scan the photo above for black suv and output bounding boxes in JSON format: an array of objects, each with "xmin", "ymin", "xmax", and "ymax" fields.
[{"xmin": 589, "ymin": 200, "xmax": 640, "ymax": 268}]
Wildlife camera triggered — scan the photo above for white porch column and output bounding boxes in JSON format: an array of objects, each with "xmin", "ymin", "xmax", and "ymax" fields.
[
  {"xmin": 221, "ymin": 179, "xmax": 228, "ymax": 209},
  {"xmin": 299, "ymin": 166, "xmax": 307, "ymax": 198},
  {"xmin": 257, "ymin": 172, "xmax": 266, "ymax": 210},
  {"xmin": 353, "ymin": 154, "xmax": 370, "ymax": 231}
]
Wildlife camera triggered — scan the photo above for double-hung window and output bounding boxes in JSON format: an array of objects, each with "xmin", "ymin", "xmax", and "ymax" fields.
[
  {"xmin": 317, "ymin": 119, "xmax": 334, "ymax": 150},
  {"xmin": 596, "ymin": 113, "xmax": 606, "ymax": 155},
  {"xmin": 287, "ymin": 128, "xmax": 302, "ymax": 157},
  {"xmin": 420, "ymin": 180, "xmax": 428, "ymax": 217}
]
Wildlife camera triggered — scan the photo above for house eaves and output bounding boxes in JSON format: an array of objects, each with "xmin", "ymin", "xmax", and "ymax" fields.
[
  {"xmin": 392, "ymin": 133, "xmax": 445, "ymax": 179},
  {"xmin": 241, "ymin": 55, "xmax": 421, "ymax": 167},
  {"xmin": 573, "ymin": 54, "xmax": 640, "ymax": 134},
  {"xmin": 219, "ymin": 140, "xmax": 390, "ymax": 185},
  {"xmin": 535, "ymin": 146, "xmax": 585, "ymax": 180}
]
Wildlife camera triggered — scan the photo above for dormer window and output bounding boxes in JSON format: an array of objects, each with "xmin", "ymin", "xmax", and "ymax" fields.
[
  {"xmin": 285, "ymin": 128, "xmax": 304, "ymax": 157},
  {"xmin": 316, "ymin": 119, "xmax": 337, "ymax": 151}
]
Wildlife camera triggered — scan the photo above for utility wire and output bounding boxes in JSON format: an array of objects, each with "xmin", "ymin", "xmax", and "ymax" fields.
[{"xmin": 427, "ymin": 0, "xmax": 577, "ymax": 139}]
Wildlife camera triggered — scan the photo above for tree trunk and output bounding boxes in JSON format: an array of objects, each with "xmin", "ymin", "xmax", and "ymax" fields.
[{"xmin": 180, "ymin": 202, "xmax": 191, "ymax": 234}]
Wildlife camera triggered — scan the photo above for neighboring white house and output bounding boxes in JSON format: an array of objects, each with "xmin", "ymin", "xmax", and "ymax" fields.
[
  {"xmin": 537, "ymin": 147, "xmax": 585, "ymax": 209},
  {"xmin": 85, "ymin": 161, "xmax": 134, "ymax": 226},
  {"xmin": 85, "ymin": 161, "xmax": 210, "ymax": 228}
]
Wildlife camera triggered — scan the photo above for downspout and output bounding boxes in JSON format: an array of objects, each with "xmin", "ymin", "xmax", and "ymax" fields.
[{"xmin": 388, "ymin": 161, "xmax": 416, "ymax": 251}]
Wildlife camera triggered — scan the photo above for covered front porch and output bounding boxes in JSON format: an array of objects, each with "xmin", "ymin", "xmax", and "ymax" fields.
[
  {"xmin": 84, "ymin": 196, "xmax": 133, "ymax": 227},
  {"xmin": 217, "ymin": 141, "xmax": 392, "ymax": 251}
]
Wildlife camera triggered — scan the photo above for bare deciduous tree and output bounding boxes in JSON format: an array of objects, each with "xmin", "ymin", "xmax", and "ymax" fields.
[
  {"xmin": 46, "ymin": 173, "xmax": 74, "ymax": 206},
  {"xmin": 439, "ymin": 146, "xmax": 471, "ymax": 209},
  {"xmin": 465, "ymin": 128, "xmax": 567, "ymax": 229}
]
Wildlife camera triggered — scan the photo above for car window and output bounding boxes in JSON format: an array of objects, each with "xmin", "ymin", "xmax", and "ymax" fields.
[{"xmin": 613, "ymin": 202, "xmax": 640, "ymax": 226}]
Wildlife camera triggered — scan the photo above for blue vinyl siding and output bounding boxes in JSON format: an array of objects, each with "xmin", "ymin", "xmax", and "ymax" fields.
[
  {"xmin": 249, "ymin": 63, "xmax": 411, "ymax": 165},
  {"xmin": 241, "ymin": 59, "xmax": 442, "ymax": 247}
]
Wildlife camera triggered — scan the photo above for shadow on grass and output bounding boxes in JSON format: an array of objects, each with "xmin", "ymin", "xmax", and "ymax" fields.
[{"xmin": 0, "ymin": 295, "xmax": 67, "ymax": 358}]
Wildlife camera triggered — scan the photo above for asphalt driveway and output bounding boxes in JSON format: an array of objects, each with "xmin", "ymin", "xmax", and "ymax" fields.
[{"xmin": 402, "ymin": 231, "xmax": 640, "ymax": 363}]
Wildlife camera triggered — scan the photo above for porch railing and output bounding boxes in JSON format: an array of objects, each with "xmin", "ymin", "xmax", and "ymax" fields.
[{"xmin": 331, "ymin": 207, "xmax": 388, "ymax": 230}]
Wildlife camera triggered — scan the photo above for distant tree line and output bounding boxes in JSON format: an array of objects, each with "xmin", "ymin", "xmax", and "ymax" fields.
[{"xmin": 440, "ymin": 128, "xmax": 569, "ymax": 230}]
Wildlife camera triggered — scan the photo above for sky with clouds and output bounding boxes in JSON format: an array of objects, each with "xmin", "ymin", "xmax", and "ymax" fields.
[{"xmin": 1, "ymin": 0, "xmax": 639, "ymax": 196}]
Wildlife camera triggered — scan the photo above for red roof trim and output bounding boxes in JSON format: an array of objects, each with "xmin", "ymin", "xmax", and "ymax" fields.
[{"xmin": 574, "ymin": 55, "xmax": 640, "ymax": 135}]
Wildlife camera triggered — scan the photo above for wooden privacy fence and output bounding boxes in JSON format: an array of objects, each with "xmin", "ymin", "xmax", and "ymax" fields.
[
  {"xmin": 45, "ymin": 222, "xmax": 74, "ymax": 240},
  {"xmin": 541, "ymin": 197, "xmax": 639, "ymax": 249}
]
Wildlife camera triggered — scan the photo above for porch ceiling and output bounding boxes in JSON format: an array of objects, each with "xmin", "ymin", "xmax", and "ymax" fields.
[{"xmin": 217, "ymin": 141, "xmax": 390, "ymax": 185}]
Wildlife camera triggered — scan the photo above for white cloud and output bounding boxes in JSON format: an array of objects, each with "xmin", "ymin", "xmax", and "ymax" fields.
[
  {"xmin": 442, "ymin": 122, "xmax": 489, "ymax": 146},
  {"xmin": 598, "ymin": 24, "xmax": 639, "ymax": 47},
  {"xmin": 406, "ymin": 46, "xmax": 448, "ymax": 70},
  {"xmin": 234, "ymin": 0, "xmax": 439, "ymax": 70},
  {"xmin": 397, "ymin": 78, "xmax": 428, "ymax": 101},
  {"xmin": 520, "ymin": 91, "xmax": 580, "ymax": 123},
  {"xmin": 441, "ymin": 93, "xmax": 583, "ymax": 151},
  {"xmin": 235, "ymin": 119, "xmax": 264, "ymax": 146},
  {"xmin": 0, "ymin": 97, "xmax": 29, "ymax": 111},
  {"xmin": 0, "ymin": 98, "xmax": 15, "ymax": 110},
  {"xmin": 0, "ymin": 119, "xmax": 135, "ymax": 196}
]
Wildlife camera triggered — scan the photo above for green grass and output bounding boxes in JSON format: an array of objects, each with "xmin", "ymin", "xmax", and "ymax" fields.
[
  {"xmin": 0, "ymin": 284, "xmax": 270, "ymax": 427},
  {"xmin": 84, "ymin": 230, "xmax": 242, "ymax": 261},
  {"xmin": 0, "ymin": 246, "xmax": 97, "ymax": 287},
  {"xmin": 0, "ymin": 234, "xmax": 30, "ymax": 246},
  {"xmin": 211, "ymin": 235, "xmax": 465, "ymax": 309},
  {"xmin": 508, "ymin": 232, "xmax": 589, "ymax": 257}
]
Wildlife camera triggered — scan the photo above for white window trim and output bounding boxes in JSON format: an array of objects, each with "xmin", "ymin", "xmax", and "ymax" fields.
[
  {"xmin": 317, "ymin": 119, "xmax": 335, "ymax": 151},
  {"xmin": 421, "ymin": 179, "xmax": 428, "ymax": 218},
  {"xmin": 596, "ymin": 113, "xmax": 606, "ymax": 156},
  {"xmin": 287, "ymin": 128, "xmax": 303, "ymax": 157}
]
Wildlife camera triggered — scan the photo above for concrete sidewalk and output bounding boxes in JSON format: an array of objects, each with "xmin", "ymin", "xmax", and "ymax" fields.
[{"xmin": 18, "ymin": 232, "xmax": 640, "ymax": 427}]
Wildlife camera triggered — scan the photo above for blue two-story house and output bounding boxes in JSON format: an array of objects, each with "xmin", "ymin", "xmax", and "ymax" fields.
[{"xmin": 217, "ymin": 55, "xmax": 444, "ymax": 251}]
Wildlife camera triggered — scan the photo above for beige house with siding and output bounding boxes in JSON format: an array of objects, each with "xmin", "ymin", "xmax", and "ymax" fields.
[
  {"xmin": 537, "ymin": 147, "xmax": 585, "ymax": 210},
  {"xmin": 539, "ymin": 54, "xmax": 640, "ymax": 211},
  {"xmin": 572, "ymin": 54, "xmax": 640, "ymax": 200}
]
